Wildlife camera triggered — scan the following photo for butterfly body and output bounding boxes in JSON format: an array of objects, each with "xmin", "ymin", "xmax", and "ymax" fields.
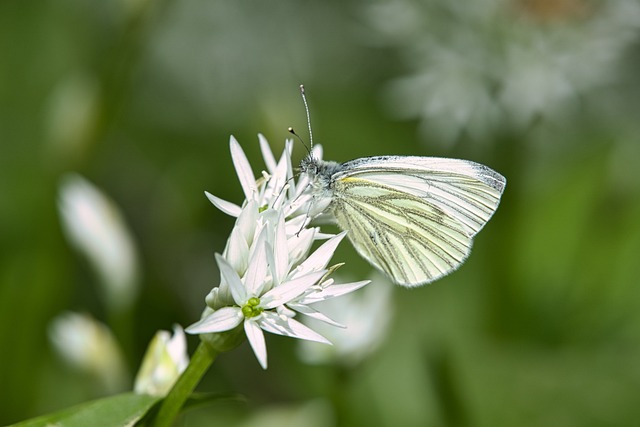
[{"xmin": 300, "ymin": 154, "xmax": 506, "ymax": 287}]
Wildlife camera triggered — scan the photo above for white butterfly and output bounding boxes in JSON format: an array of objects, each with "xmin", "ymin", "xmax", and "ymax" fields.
[{"xmin": 299, "ymin": 154, "xmax": 506, "ymax": 287}]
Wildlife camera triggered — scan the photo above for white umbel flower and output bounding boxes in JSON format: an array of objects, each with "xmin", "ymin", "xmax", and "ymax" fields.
[
  {"xmin": 57, "ymin": 174, "xmax": 139, "ymax": 311},
  {"xmin": 48, "ymin": 312, "xmax": 127, "ymax": 392},
  {"xmin": 187, "ymin": 136, "xmax": 370, "ymax": 369}
]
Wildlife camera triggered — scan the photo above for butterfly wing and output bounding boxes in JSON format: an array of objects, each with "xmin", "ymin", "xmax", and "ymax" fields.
[
  {"xmin": 336, "ymin": 156, "xmax": 506, "ymax": 236},
  {"xmin": 330, "ymin": 156, "xmax": 505, "ymax": 286}
]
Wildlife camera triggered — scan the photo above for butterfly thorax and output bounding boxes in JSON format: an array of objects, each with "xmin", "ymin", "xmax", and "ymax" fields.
[
  {"xmin": 299, "ymin": 155, "xmax": 343, "ymax": 192},
  {"xmin": 299, "ymin": 155, "xmax": 344, "ymax": 217}
]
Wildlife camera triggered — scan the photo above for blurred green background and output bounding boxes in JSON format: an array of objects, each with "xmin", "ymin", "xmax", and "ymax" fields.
[{"xmin": 2, "ymin": 0, "xmax": 640, "ymax": 425}]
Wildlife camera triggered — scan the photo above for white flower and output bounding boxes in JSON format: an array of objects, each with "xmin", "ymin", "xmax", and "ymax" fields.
[
  {"xmin": 365, "ymin": 0, "xmax": 640, "ymax": 144},
  {"xmin": 187, "ymin": 136, "xmax": 370, "ymax": 369},
  {"xmin": 57, "ymin": 174, "xmax": 140, "ymax": 311},
  {"xmin": 134, "ymin": 325, "xmax": 189, "ymax": 397},
  {"xmin": 48, "ymin": 312, "xmax": 127, "ymax": 392}
]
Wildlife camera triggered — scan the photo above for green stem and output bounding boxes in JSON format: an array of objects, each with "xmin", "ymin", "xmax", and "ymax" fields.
[{"xmin": 152, "ymin": 342, "xmax": 217, "ymax": 427}]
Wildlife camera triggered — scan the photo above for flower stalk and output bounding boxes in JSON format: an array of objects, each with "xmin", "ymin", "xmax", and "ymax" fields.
[{"xmin": 151, "ymin": 342, "xmax": 218, "ymax": 427}]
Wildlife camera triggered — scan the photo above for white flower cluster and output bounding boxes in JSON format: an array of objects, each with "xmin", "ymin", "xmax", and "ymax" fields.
[
  {"xmin": 365, "ymin": 0, "xmax": 640, "ymax": 144},
  {"xmin": 187, "ymin": 135, "xmax": 370, "ymax": 369}
]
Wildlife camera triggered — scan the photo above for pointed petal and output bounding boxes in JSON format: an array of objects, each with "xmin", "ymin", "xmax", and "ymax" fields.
[
  {"xmin": 230, "ymin": 136, "xmax": 257, "ymax": 201},
  {"xmin": 185, "ymin": 307, "xmax": 243, "ymax": 334},
  {"xmin": 205, "ymin": 192, "xmax": 241, "ymax": 217},
  {"xmin": 215, "ymin": 254, "xmax": 247, "ymax": 304},
  {"xmin": 297, "ymin": 280, "xmax": 371, "ymax": 305},
  {"xmin": 292, "ymin": 232, "xmax": 347, "ymax": 278},
  {"xmin": 311, "ymin": 144, "xmax": 323, "ymax": 160},
  {"xmin": 245, "ymin": 319, "xmax": 268, "ymax": 369},
  {"xmin": 313, "ymin": 232, "xmax": 336, "ymax": 240},
  {"xmin": 284, "ymin": 139, "xmax": 296, "ymax": 198},
  {"xmin": 224, "ymin": 226, "xmax": 249, "ymax": 276},
  {"xmin": 261, "ymin": 271, "xmax": 326, "ymax": 309},
  {"xmin": 258, "ymin": 134, "xmax": 277, "ymax": 174},
  {"xmin": 287, "ymin": 303, "xmax": 345, "ymax": 327},
  {"xmin": 272, "ymin": 213, "xmax": 289, "ymax": 285},
  {"xmin": 244, "ymin": 228, "xmax": 269, "ymax": 296},
  {"xmin": 236, "ymin": 200, "xmax": 258, "ymax": 246},
  {"xmin": 268, "ymin": 155, "xmax": 290, "ymax": 210},
  {"xmin": 258, "ymin": 311, "xmax": 331, "ymax": 344}
]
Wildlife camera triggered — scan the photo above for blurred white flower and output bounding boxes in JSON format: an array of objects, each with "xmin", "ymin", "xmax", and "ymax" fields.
[
  {"xmin": 48, "ymin": 312, "xmax": 127, "ymax": 392},
  {"xmin": 187, "ymin": 136, "xmax": 370, "ymax": 369},
  {"xmin": 298, "ymin": 275, "xmax": 394, "ymax": 366},
  {"xmin": 134, "ymin": 325, "xmax": 189, "ymax": 397},
  {"xmin": 58, "ymin": 174, "xmax": 140, "ymax": 311},
  {"xmin": 366, "ymin": 0, "xmax": 640, "ymax": 144},
  {"xmin": 238, "ymin": 399, "xmax": 334, "ymax": 427}
]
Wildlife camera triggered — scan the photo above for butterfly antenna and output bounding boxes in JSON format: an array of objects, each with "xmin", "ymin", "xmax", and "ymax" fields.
[
  {"xmin": 300, "ymin": 84, "xmax": 314, "ymax": 150},
  {"xmin": 288, "ymin": 126, "xmax": 310, "ymax": 155}
]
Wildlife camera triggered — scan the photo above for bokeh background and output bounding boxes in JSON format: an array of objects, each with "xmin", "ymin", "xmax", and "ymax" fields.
[{"xmin": 2, "ymin": 0, "xmax": 640, "ymax": 425}]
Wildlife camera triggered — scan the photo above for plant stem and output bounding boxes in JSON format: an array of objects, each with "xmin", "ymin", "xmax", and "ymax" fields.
[{"xmin": 152, "ymin": 342, "xmax": 217, "ymax": 427}]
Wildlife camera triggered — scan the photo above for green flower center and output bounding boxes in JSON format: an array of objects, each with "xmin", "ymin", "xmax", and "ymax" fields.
[{"xmin": 241, "ymin": 297, "xmax": 263, "ymax": 318}]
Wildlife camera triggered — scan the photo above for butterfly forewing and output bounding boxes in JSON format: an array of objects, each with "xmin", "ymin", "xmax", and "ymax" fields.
[{"xmin": 335, "ymin": 156, "xmax": 506, "ymax": 236}]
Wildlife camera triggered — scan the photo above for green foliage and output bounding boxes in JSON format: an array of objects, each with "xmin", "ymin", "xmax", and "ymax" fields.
[
  {"xmin": 2, "ymin": 0, "xmax": 640, "ymax": 425},
  {"xmin": 8, "ymin": 393, "xmax": 159, "ymax": 427}
]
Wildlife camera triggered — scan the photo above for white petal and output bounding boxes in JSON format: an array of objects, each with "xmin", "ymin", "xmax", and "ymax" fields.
[
  {"xmin": 258, "ymin": 311, "xmax": 331, "ymax": 345},
  {"xmin": 230, "ymin": 136, "xmax": 257, "ymax": 201},
  {"xmin": 49, "ymin": 312, "xmax": 127, "ymax": 392},
  {"xmin": 245, "ymin": 319, "xmax": 268, "ymax": 369},
  {"xmin": 287, "ymin": 303, "xmax": 344, "ymax": 328},
  {"xmin": 283, "ymin": 214, "xmax": 309, "ymax": 236},
  {"xmin": 313, "ymin": 232, "xmax": 336, "ymax": 240},
  {"xmin": 311, "ymin": 144, "xmax": 323, "ymax": 160},
  {"xmin": 133, "ymin": 325, "xmax": 189, "ymax": 396},
  {"xmin": 215, "ymin": 254, "xmax": 247, "ymax": 304},
  {"xmin": 258, "ymin": 134, "xmax": 277, "ymax": 174},
  {"xmin": 286, "ymin": 227, "xmax": 316, "ymax": 267},
  {"xmin": 268, "ymin": 156, "xmax": 290, "ymax": 210},
  {"xmin": 284, "ymin": 194, "xmax": 313, "ymax": 219},
  {"xmin": 223, "ymin": 226, "xmax": 249, "ymax": 276},
  {"xmin": 58, "ymin": 175, "xmax": 139, "ymax": 311},
  {"xmin": 284, "ymin": 139, "xmax": 296, "ymax": 198},
  {"xmin": 236, "ymin": 200, "xmax": 258, "ymax": 246},
  {"xmin": 244, "ymin": 228, "xmax": 269, "ymax": 296},
  {"xmin": 292, "ymin": 232, "xmax": 347, "ymax": 278},
  {"xmin": 185, "ymin": 307, "xmax": 243, "ymax": 334},
  {"xmin": 272, "ymin": 213, "xmax": 289, "ymax": 285},
  {"xmin": 204, "ymin": 191, "xmax": 242, "ymax": 217},
  {"xmin": 167, "ymin": 325, "xmax": 189, "ymax": 371},
  {"xmin": 276, "ymin": 304, "xmax": 296, "ymax": 318},
  {"xmin": 297, "ymin": 280, "xmax": 371, "ymax": 305},
  {"xmin": 261, "ymin": 271, "xmax": 326, "ymax": 309}
]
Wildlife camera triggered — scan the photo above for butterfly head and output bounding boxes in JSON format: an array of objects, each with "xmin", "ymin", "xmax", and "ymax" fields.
[{"xmin": 300, "ymin": 155, "xmax": 343, "ymax": 190}]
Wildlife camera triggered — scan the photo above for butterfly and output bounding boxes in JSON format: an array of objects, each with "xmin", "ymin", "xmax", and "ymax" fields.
[
  {"xmin": 295, "ymin": 85, "xmax": 506, "ymax": 287},
  {"xmin": 299, "ymin": 154, "xmax": 505, "ymax": 287}
]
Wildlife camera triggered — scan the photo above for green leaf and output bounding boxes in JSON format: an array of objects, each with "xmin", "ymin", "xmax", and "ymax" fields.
[{"xmin": 8, "ymin": 392, "xmax": 161, "ymax": 427}]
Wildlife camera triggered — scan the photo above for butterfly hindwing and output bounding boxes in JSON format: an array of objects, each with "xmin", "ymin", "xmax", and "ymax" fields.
[{"xmin": 330, "ymin": 176, "xmax": 473, "ymax": 286}]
